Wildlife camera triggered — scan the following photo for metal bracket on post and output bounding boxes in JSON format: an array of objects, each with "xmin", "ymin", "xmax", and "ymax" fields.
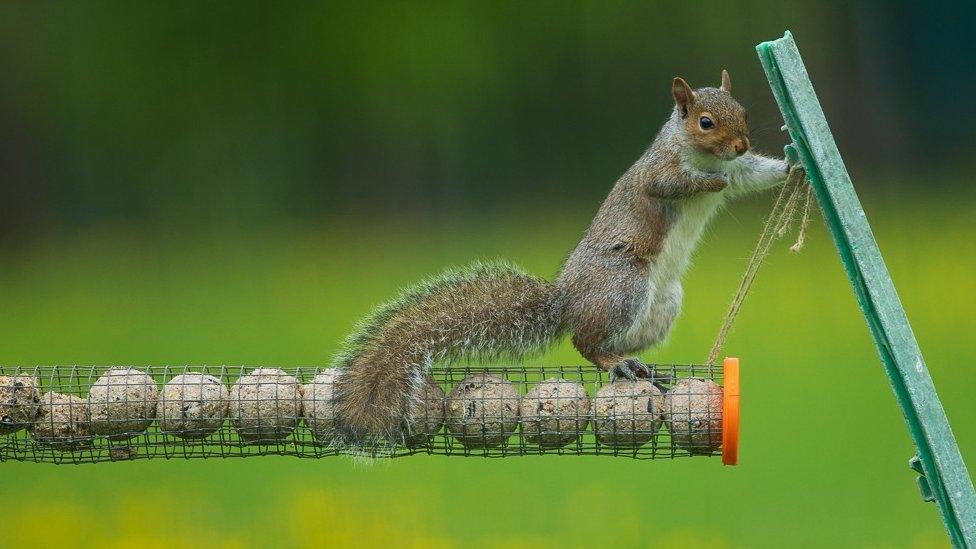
[
  {"xmin": 912, "ymin": 455, "xmax": 937, "ymax": 503},
  {"xmin": 757, "ymin": 31, "xmax": 975, "ymax": 548}
]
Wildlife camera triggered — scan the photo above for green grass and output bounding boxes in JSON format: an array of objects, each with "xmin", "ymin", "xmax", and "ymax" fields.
[{"xmin": 1, "ymin": 194, "xmax": 973, "ymax": 548}]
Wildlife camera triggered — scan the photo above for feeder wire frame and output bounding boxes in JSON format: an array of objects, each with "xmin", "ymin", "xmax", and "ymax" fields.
[{"xmin": 0, "ymin": 364, "xmax": 725, "ymax": 464}]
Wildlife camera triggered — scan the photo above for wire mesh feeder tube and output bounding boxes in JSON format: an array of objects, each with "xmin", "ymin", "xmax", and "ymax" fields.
[{"xmin": 0, "ymin": 360, "xmax": 740, "ymax": 464}]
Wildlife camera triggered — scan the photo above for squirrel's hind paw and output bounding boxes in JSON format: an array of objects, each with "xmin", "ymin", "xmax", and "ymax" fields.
[{"xmin": 609, "ymin": 358, "xmax": 650, "ymax": 381}]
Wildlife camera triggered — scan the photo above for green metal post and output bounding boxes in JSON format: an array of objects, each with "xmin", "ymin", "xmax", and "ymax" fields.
[{"xmin": 757, "ymin": 32, "xmax": 976, "ymax": 547}]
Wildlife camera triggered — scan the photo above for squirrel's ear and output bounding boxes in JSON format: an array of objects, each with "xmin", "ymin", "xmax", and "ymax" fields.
[
  {"xmin": 672, "ymin": 77, "xmax": 695, "ymax": 117},
  {"xmin": 720, "ymin": 69, "xmax": 732, "ymax": 93}
]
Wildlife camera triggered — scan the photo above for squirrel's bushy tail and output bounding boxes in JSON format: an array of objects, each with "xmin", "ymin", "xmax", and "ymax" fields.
[{"xmin": 332, "ymin": 260, "xmax": 562, "ymax": 450}]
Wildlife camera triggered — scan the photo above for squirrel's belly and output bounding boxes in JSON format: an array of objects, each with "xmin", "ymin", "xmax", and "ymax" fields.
[
  {"xmin": 653, "ymin": 192, "xmax": 725, "ymax": 284},
  {"xmin": 614, "ymin": 280, "xmax": 683, "ymax": 353},
  {"xmin": 616, "ymin": 193, "xmax": 725, "ymax": 353}
]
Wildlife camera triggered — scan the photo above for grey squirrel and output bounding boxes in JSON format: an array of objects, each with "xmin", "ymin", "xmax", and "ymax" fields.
[{"xmin": 333, "ymin": 70, "xmax": 803, "ymax": 446}]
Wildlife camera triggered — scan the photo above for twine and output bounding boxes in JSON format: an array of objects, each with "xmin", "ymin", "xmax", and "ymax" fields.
[{"xmin": 706, "ymin": 167, "xmax": 814, "ymax": 364}]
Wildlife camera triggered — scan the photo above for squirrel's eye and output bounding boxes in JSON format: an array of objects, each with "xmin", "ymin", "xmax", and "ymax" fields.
[{"xmin": 699, "ymin": 116, "xmax": 714, "ymax": 130}]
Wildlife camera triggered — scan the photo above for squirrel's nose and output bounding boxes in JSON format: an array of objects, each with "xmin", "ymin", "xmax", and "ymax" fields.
[{"xmin": 734, "ymin": 138, "xmax": 749, "ymax": 155}]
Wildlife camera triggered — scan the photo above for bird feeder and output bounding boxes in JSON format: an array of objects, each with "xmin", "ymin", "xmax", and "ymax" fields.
[{"xmin": 0, "ymin": 360, "xmax": 739, "ymax": 464}]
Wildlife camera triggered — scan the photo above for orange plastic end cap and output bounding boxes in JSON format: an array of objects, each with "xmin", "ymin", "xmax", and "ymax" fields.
[{"xmin": 722, "ymin": 357, "xmax": 740, "ymax": 466}]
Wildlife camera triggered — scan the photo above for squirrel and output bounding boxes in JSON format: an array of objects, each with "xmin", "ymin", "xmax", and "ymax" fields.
[{"xmin": 332, "ymin": 70, "xmax": 803, "ymax": 447}]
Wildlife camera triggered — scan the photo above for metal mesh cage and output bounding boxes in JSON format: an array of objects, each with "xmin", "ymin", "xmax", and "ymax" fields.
[{"xmin": 0, "ymin": 364, "xmax": 728, "ymax": 464}]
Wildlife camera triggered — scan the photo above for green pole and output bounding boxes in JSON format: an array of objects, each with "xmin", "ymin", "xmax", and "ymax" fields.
[{"xmin": 757, "ymin": 32, "xmax": 976, "ymax": 547}]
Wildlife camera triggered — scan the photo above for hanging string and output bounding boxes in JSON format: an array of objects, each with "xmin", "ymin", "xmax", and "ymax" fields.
[
  {"xmin": 790, "ymin": 184, "xmax": 814, "ymax": 253},
  {"xmin": 706, "ymin": 167, "xmax": 814, "ymax": 364}
]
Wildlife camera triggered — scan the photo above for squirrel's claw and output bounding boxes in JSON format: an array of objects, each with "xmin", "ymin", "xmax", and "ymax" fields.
[
  {"xmin": 787, "ymin": 163, "xmax": 807, "ymax": 184},
  {"xmin": 609, "ymin": 358, "xmax": 650, "ymax": 382},
  {"xmin": 627, "ymin": 358, "xmax": 651, "ymax": 378},
  {"xmin": 609, "ymin": 362, "xmax": 636, "ymax": 381}
]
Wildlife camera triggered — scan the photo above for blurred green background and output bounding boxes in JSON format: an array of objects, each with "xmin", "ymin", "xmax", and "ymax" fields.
[{"xmin": 1, "ymin": 2, "xmax": 974, "ymax": 548}]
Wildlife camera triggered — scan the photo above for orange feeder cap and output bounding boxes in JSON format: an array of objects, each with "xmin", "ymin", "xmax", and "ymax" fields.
[{"xmin": 722, "ymin": 357, "xmax": 740, "ymax": 466}]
